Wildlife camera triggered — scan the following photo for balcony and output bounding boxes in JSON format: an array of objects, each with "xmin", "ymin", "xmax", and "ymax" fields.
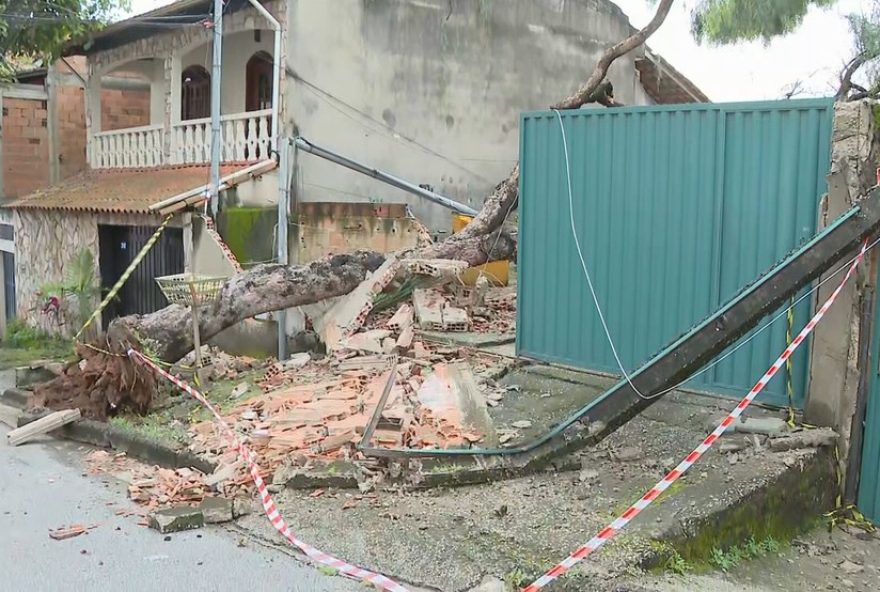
[{"xmin": 91, "ymin": 109, "xmax": 273, "ymax": 170}]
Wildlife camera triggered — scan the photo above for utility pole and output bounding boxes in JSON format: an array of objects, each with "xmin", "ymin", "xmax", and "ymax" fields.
[{"xmin": 209, "ymin": 0, "xmax": 223, "ymax": 216}]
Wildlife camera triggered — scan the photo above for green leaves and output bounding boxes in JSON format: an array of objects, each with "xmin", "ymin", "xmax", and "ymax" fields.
[
  {"xmin": 0, "ymin": 0, "xmax": 126, "ymax": 77},
  {"xmin": 691, "ymin": 0, "xmax": 839, "ymax": 45}
]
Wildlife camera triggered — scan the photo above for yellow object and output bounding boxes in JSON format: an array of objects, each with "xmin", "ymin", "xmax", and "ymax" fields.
[{"xmin": 451, "ymin": 213, "xmax": 509, "ymax": 286}]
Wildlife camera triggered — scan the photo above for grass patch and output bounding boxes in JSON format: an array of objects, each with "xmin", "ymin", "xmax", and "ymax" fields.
[
  {"xmin": 109, "ymin": 414, "xmax": 190, "ymax": 449},
  {"xmin": 709, "ymin": 536, "xmax": 782, "ymax": 572},
  {"xmin": 0, "ymin": 319, "xmax": 73, "ymax": 369},
  {"xmin": 107, "ymin": 368, "xmax": 267, "ymax": 448}
]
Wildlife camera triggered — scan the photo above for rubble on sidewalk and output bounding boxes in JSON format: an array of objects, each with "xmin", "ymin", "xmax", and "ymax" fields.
[{"xmin": 85, "ymin": 450, "xmax": 211, "ymax": 510}]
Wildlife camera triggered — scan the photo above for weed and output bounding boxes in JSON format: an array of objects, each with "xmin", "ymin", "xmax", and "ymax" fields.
[
  {"xmin": 664, "ymin": 550, "xmax": 694, "ymax": 575},
  {"xmin": 504, "ymin": 568, "xmax": 529, "ymax": 588},
  {"xmin": 317, "ymin": 565, "xmax": 338, "ymax": 577},
  {"xmin": 710, "ymin": 536, "xmax": 783, "ymax": 572}
]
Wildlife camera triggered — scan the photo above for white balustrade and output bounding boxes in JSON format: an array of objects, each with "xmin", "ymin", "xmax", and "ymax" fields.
[
  {"xmin": 91, "ymin": 124, "xmax": 165, "ymax": 169},
  {"xmin": 89, "ymin": 109, "xmax": 272, "ymax": 169},
  {"xmin": 170, "ymin": 109, "xmax": 272, "ymax": 165}
]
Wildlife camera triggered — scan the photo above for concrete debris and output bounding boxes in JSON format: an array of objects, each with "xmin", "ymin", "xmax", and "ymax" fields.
[
  {"xmin": 386, "ymin": 303, "xmax": 414, "ymax": 331},
  {"xmin": 839, "ymin": 559, "xmax": 865, "ymax": 575},
  {"xmin": 149, "ymin": 506, "xmax": 205, "ymax": 533},
  {"xmin": 578, "ymin": 468, "xmax": 599, "ymax": 483},
  {"xmin": 308, "ymin": 256, "xmax": 400, "ymax": 350},
  {"xmin": 282, "ymin": 352, "xmax": 311, "ymax": 370},
  {"xmin": 712, "ymin": 416, "xmax": 790, "ymax": 437},
  {"xmin": 769, "ymin": 428, "xmax": 838, "ymax": 452},
  {"xmin": 412, "ymin": 288, "xmax": 472, "ymax": 332},
  {"xmin": 611, "ymin": 446, "xmax": 644, "ymax": 462},
  {"xmin": 511, "ymin": 420, "xmax": 533, "ymax": 429},
  {"xmin": 198, "ymin": 496, "xmax": 235, "ymax": 524},
  {"xmin": 230, "ymin": 382, "xmax": 249, "ymax": 399}
]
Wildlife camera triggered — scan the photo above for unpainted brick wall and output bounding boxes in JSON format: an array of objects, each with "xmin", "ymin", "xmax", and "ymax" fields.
[
  {"xmin": 57, "ymin": 85, "xmax": 87, "ymax": 180},
  {"xmin": 100, "ymin": 88, "xmax": 150, "ymax": 131},
  {"xmin": 2, "ymin": 97, "xmax": 50, "ymax": 199}
]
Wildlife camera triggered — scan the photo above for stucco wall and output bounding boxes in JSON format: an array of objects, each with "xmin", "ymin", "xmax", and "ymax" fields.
[
  {"xmin": 180, "ymin": 29, "xmax": 276, "ymax": 116},
  {"xmin": 284, "ymin": 0, "xmax": 653, "ymax": 231},
  {"xmin": 13, "ymin": 209, "xmax": 172, "ymax": 336},
  {"xmin": 806, "ymin": 100, "xmax": 880, "ymax": 482}
]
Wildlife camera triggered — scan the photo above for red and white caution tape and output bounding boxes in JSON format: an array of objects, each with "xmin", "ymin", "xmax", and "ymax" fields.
[
  {"xmin": 128, "ymin": 349, "xmax": 410, "ymax": 592},
  {"xmin": 522, "ymin": 240, "xmax": 868, "ymax": 592}
]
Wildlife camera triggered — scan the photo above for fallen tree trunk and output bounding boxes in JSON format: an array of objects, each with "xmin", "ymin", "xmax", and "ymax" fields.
[{"xmin": 109, "ymin": 231, "xmax": 516, "ymax": 364}]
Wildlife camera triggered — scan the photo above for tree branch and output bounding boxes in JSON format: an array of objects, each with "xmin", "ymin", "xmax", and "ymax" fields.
[
  {"xmin": 552, "ymin": 0, "xmax": 676, "ymax": 110},
  {"xmin": 453, "ymin": 0, "xmax": 676, "ymax": 242},
  {"xmin": 837, "ymin": 54, "xmax": 867, "ymax": 101}
]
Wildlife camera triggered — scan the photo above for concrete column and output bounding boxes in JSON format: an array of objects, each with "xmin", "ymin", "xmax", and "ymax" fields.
[
  {"xmin": 163, "ymin": 55, "xmax": 175, "ymax": 162},
  {"xmin": 46, "ymin": 65, "xmax": 61, "ymax": 184},
  {"xmin": 806, "ymin": 100, "xmax": 880, "ymax": 478},
  {"xmin": 85, "ymin": 63, "xmax": 103, "ymax": 168}
]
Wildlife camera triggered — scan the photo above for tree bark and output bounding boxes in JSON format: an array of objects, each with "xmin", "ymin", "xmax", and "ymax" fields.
[{"xmin": 108, "ymin": 232, "xmax": 517, "ymax": 364}]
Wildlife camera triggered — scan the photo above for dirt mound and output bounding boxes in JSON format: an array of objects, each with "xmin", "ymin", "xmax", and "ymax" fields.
[{"xmin": 31, "ymin": 342, "xmax": 156, "ymax": 419}]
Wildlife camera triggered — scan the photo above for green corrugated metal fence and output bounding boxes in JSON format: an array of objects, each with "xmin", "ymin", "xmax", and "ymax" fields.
[
  {"xmin": 517, "ymin": 99, "xmax": 835, "ymax": 407},
  {"xmin": 859, "ymin": 269, "xmax": 880, "ymax": 524}
]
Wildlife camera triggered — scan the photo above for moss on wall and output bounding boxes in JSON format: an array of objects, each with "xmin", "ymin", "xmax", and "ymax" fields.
[{"xmin": 217, "ymin": 207, "xmax": 276, "ymax": 265}]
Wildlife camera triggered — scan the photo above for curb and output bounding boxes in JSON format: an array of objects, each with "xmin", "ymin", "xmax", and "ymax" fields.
[
  {"xmin": 2, "ymin": 388, "xmax": 215, "ymax": 474},
  {"xmin": 641, "ymin": 445, "xmax": 837, "ymax": 569}
]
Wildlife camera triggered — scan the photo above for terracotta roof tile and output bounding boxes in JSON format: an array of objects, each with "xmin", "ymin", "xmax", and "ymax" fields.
[
  {"xmin": 636, "ymin": 51, "xmax": 710, "ymax": 105},
  {"xmin": 4, "ymin": 164, "xmax": 252, "ymax": 214}
]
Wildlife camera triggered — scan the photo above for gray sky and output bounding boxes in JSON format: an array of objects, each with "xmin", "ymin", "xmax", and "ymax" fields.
[{"xmin": 128, "ymin": 0, "xmax": 872, "ymax": 102}]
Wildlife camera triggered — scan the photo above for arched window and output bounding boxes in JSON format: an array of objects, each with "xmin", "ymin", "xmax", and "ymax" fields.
[
  {"xmin": 181, "ymin": 65, "xmax": 210, "ymax": 120},
  {"xmin": 246, "ymin": 51, "xmax": 273, "ymax": 111}
]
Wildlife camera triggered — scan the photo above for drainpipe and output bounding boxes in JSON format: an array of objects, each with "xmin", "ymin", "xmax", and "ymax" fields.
[
  {"xmin": 293, "ymin": 136, "xmax": 479, "ymax": 217},
  {"xmin": 275, "ymin": 138, "xmax": 291, "ymax": 360},
  {"xmin": 246, "ymin": 0, "xmax": 281, "ymax": 152}
]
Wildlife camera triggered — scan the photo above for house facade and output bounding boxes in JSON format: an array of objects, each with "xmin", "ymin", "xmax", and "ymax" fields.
[{"xmin": 4, "ymin": 0, "xmax": 706, "ymax": 342}]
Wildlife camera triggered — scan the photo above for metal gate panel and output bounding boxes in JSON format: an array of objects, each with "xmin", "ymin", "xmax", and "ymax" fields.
[
  {"xmin": 859, "ymin": 264, "xmax": 880, "ymax": 524},
  {"xmin": 517, "ymin": 99, "xmax": 834, "ymax": 407}
]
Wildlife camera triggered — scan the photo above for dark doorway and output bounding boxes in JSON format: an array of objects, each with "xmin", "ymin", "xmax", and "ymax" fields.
[
  {"xmin": 98, "ymin": 224, "xmax": 184, "ymax": 328},
  {"xmin": 2, "ymin": 251, "xmax": 15, "ymax": 322},
  {"xmin": 181, "ymin": 65, "xmax": 211, "ymax": 120},
  {"xmin": 245, "ymin": 51, "xmax": 273, "ymax": 112}
]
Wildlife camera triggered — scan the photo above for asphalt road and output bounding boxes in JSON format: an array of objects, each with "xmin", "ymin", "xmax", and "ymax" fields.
[{"xmin": 0, "ymin": 424, "xmax": 361, "ymax": 592}]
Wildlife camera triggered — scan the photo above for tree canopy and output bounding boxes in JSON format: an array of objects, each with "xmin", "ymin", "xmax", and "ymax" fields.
[
  {"xmin": 0, "ymin": 0, "xmax": 123, "ymax": 77},
  {"xmin": 691, "ymin": 0, "xmax": 839, "ymax": 44},
  {"xmin": 691, "ymin": 0, "xmax": 880, "ymax": 99}
]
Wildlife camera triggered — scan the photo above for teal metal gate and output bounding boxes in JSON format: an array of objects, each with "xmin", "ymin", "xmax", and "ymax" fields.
[
  {"xmin": 859, "ymin": 266, "xmax": 880, "ymax": 524},
  {"xmin": 517, "ymin": 99, "xmax": 835, "ymax": 407}
]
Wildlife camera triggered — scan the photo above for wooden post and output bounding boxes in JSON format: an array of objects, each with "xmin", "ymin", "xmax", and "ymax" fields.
[
  {"xmin": 7, "ymin": 409, "xmax": 81, "ymax": 446},
  {"xmin": 189, "ymin": 282, "xmax": 204, "ymax": 379}
]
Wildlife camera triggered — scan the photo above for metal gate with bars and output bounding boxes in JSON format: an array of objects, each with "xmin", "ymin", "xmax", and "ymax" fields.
[
  {"xmin": 98, "ymin": 224, "xmax": 184, "ymax": 327},
  {"xmin": 517, "ymin": 99, "xmax": 835, "ymax": 407}
]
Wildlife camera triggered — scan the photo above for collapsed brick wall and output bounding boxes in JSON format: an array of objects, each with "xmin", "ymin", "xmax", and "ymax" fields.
[
  {"xmin": 2, "ymin": 97, "xmax": 50, "ymax": 199},
  {"xmin": 100, "ymin": 88, "xmax": 150, "ymax": 132}
]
